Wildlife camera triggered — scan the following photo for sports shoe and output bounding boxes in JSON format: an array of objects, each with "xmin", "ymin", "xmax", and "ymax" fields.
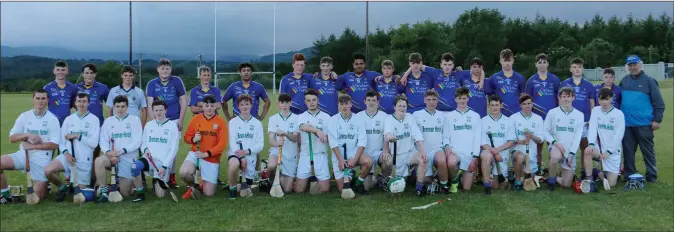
[
  {"xmin": 450, "ymin": 183, "xmax": 459, "ymax": 193},
  {"xmin": 547, "ymin": 177, "xmax": 557, "ymax": 191},
  {"xmin": 132, "ymin": 193, "xmax": 145, "ymax": 202},
  {"xmin": 55, "ymin": 185, "xmax": 69, "ymax": 202}
]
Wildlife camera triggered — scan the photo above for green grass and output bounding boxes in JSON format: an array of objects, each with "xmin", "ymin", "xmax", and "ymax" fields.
[{"xmin": 1, "ymin": 82, "xmax": 673, "ymax": 231}]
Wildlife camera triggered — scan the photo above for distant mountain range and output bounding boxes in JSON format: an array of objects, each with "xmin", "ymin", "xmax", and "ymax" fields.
[{"xmin": 0, "ymin": 45, "xmax": 314, "ymax": 63}]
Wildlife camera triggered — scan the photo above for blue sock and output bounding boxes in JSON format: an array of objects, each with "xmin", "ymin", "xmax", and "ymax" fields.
[{"xmin": 416, "ymin": 182, "xmax": 424, "ymax": 191}]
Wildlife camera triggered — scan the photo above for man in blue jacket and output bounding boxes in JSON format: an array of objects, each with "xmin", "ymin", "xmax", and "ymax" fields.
[{"xmin": 619, "ymin": 55, "xmax": 665, "ymax": 182}]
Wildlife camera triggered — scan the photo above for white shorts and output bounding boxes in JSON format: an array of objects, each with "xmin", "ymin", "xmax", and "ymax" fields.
[
  {"xmin": 367, "ymin": 150, "xmax": 383, "ymax": 175},
  {"xmin": 455, "ymin": 151, "xmax": 474, "ymax": 172},
  {"xmin": 185, "ymin": 151, "xmax": 219, "ymax": 184},
  {"xmin": 511, "ymin": 149, "xmax": 539, "ymax": 173},
  {"xmin": 57, "ymin": 154, "xmax": 92, "ymax": 186},
  {"xmin": 229, "ymin": 154, "xmax": 257, "ymax": 180},
  {"xmin": 9, "ymin": 150, "xmax": 51, "ymax": 182},
  {"xmin": 331, "ymin": 147, "xmax": 359, "ymax": 180},
  {"xmin": 269, "ymin": 152, "xmax": 298, "ymax": 178},
  {"xmin": 147, "ymin": 158, "xmax": 172, "ymax": 183},
  {"xmin": 491, "ymin": 150, "xmax": 511, "ymax": 177},
  {"xmin": 297, "ymin": 153, "xmax": 330, "ymax": 181}
]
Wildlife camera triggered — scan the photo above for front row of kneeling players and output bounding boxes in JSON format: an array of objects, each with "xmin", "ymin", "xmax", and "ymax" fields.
[{"xmin": 0, "ymin": 85, "xmax": 624, "ymax": 204}]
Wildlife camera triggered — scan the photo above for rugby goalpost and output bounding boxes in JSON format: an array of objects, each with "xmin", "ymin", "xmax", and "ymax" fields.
[{"xmin": 211, "ymin": 2, "xmax": 278, "ymax": 94}]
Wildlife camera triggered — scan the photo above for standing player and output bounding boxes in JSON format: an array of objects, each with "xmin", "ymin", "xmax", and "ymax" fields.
[
  {"xmin": 180, "ymin": 95, "xmax": 228, "ymax": 197},
  {"xmin": 190, "ymin": 66, "xmax": 222, "ymax": 115},
  {"xmin": 560, "ymin": 57, "xmax": 595, "ymax": 160},
  {"xmin": 460, "ymin": 58, "xmax": 490, "ymax": 117},
  {"xmin": 226, "ymin": 94, "xmax": 264, "ymax": 199},
  {"xmin": 44, "ymin": 61, "xmax": 78, "ymax": 126},
  {"xmin": 280, "ymin": 53, "xmax": 317, "ymax": 115},
  {"xmin": 146, "ymin": 58, "xmax": 187, "ymax": 188},
  {"xmin": 294, "ymin": 89, "xmax": 332, "ymax": 193},
  {"xmin": 141, "ymin": 100, "xmax": 180, "ymax": 200},
  {"xmin": 314, "ymin": 57, "xmax": 339, "ymax": 116},
  {"xmin": 583, "ymin": 88, "xmax": 625, "ymax": 190},
  {"xmin": 222, "ymin": 63, "xmax": 270, "ymax": 120},
  {"xmin": 95, "ymin": 95, "xmax": 143, "ymax": 201},
  {"xmin": 328, "ymin": 95, "xmax": 372, "ymax": 194},
  {"xmin": 487, "ymin": 49, "xmax": 526, "ymax": 116},
  {"xmin": 371, "ymin": 60, "xmax": 403, "ymax": 114},
  {"xmin": 335, "ymin": 52, "xmax": 382, "ymax": 114},
  {"xmin": 441, "ymin": 87, "xmax": 482, "ymax": 192},
  {"xmin": 266, "ymin": 94, "xmax": 300, "ymax": 193},
  {"xmin": 510, "ymin": 95, "xmax": 545, "ymax": 190},
  {"xmin": 412, "ymin": 90, "xmax": 448, "ymax": 193},
  {"xmin": 356, "ymin": 90, "xmax": 391, "ymax": 190},
  {"xmin": 400, "ymin": 53, "xmax": 435, "ymax": 113},
  {"xmin": 594, "ymin": 68, "xmax": 622, "ymax": 109},
  {"xmin": 479, "ymin": 95, "xmax": 516, "ymax": 193},
  {"xmin": 543, "ymin": 87, "xmax": 585, "ymax": 190},
  {"xmin": 383, "ymin": 95, "xmax": 428, "ymax": 196},
  {"xmin": 0, "ymin": 89, "xmax": 60, "ymax": 204},
  {"xmin": 44, "ymin": 92, "xmax": 100, "ymax": 202},
  {"xmin": 525, "ymin": 53, "xmax": 560, "ymax": 173}
]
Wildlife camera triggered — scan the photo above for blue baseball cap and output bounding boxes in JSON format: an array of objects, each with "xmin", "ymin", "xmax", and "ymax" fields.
[{"xmin": 626, "ymin": 55, "xmax": 641, "ymax": 65}]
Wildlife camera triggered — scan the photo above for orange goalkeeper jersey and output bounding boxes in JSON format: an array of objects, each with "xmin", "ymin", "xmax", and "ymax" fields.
[{"xmin": 184, "ymin": 113, "xmax": 228, "ymax": 164}]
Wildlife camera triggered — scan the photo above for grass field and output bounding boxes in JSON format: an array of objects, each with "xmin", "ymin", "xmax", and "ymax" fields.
[{"xmin": 1, "ymin": 81, "xmax": 672, "ymax": 231}]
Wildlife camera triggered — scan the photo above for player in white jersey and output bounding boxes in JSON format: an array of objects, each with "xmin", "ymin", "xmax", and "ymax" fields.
[
  {"xmin": 583, "ymin": 88, "xmax": 625, "ymax": 189},
  {"xmin": 328, "ymin": 95, "xmax": 372, "ymax": 195},
  {"xmin": 0, "ymin": 89, "xmax": 60, "ymax": 204},
  {"xmin": 510, "ymin": 95, "xmax": 545, "ymax": 191},
  {"xmin": 544, "ymin": 87, "xmax": 584, "ymax": 190},
  {"xmin": 383, "ymin": 95, "xmax": 428, "ymax": 197},
  {"xmin": 479, "ymin": 95, "xmax": 516, "ymax": 194},
  {"xmin": 44, "ymin": 93, "xmax": 100, "ymax": 202},
  {"xmin": 140, "ymin": 100, "xmax": 180, "ymax": 199},
  {"xmin": 226, "ymin": 94, "xmax": 265, "ymax": 199},
  {"xmin": 294, "ymin": 89, "xmax": 332, "ymax": 193},
  {"xmin": 266, "ymin": 94, "xmax": 300, "ymax": 193},
  {"xmin": 412, "ymin": 90, "xmax": 448, "ymax": 193},
  {"xmin": 95, "ymin": 95, "xmax": 143, "ymax": 202},
  {"xmin": 357, "ymin": 90, "xmax": 390, "ymax": 191},
  {"xmin": 441, "ymin": 87, "xmax": 482, "ymax": 192}
]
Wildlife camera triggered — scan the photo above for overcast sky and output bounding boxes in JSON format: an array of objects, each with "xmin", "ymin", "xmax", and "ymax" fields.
[{"xmin": 1, "ymin": 1, "xmax": 672, "ymax": 56}]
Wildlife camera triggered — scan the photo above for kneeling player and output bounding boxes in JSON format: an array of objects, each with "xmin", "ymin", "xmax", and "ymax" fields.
[
  {"xmin": 95, "ymin": 95, "xmax": 143, "ymax": 201},
  {"xmin": 141, "ymin": 100, "xmax": 180, "ymax": 199},
  {"xmin": 582, "ymin": 88, "xmax": 625, "ymax": 189},
  {"xmin": 45, "ymin": 92, "xmax": 100, "ymax": 202},
  {"xmin": 180, "ymin": 95, "xmax": 227, "ymax": 198},
  {"xmin": 412, "ymin": 90, "xmax": 447, "ymax": 193},
  {"xmin": 0, "ymin": 89, "xmax": 60, "ymax": 204},
  {"xmin": 294, "ymin": 89, "xmax": 332, "ymax": 193},
  {"xmin": 510, "ymin": 95, "xmax": 544, "ymax": 190},
  {"xmin": 544, "ymin": 87, "xmax": 584, "ymax": 190},
  {"xmin": 328, "ymin": 95, "xmax": 372, "ymax": 194},
  {"xmin": 266, "ymin": 94, "xmax": 300, "ymax": 193},
  {"xmin": 357, "ymin": 90, "xmax": 391, "ymax": 190},
  {"xmin": 442, "ymin": 87, "xmax": 482, "ymax": 192},
  {"xmin": 479, "ymin": 95, "xmax": 516, "ymax": 194},
  {"xmin": 384, "ymin": 95, "xmax": 428, "ymax": 196},
  {"xmin": 226, "ymin": 94, "xmax": 264, "ymax": 199}
]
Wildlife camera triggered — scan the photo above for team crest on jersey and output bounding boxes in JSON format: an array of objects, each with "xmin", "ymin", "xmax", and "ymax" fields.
[
  {"xmin": 250, "ymin": 125, "xmax": 254, "ymax": 131},
  {"xmin": 213, "ymin": 124, "xmax": 219, "ymax": 129},
  {"xmin": 164, "ymin": 129, "xmax": 169, "ymax": 135}
]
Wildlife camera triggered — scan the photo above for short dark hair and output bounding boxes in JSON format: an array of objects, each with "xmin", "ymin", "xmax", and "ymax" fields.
[
  {"xmin": 518, "ymin": 94, "xmax": 532, "ymax": 104},
  {"xmin": 237, "ymin": 94, "xmax": 253, "ymax": 106},
  {"xmin": 278, "ymin": 93, "xmax": 291, "ymax": 103},
  {"xmin": 33, "ymin": 88, "xmax": 48, "ymax": 98},
  {"xmin": 559, "ymin": 87, "xmax": 575, "ymax": 97},
  {"xmin": 76, "ymin": 92, "xmax": 90, "ymax": 101},
  {"xmin": 158, "ymin": 58, "xmax": 171, "ymax": 67},
  {"xmin": 455, "ymin": 87, "xmax": 470, "ymax": 98},
  {"xmin": 394, "ymin": 94, "xmax": 408, "ymax": 106},
  {"xmin": 121, "ymin": 65, "xmax": 136, "ymax": 75},
  {"xmin": 488, "ymin": 94, "xmax": 502, "ymax": 104},
  {"xmin": 352, "ymin": 52, "xmax": 366, "ymax": 62},
  {"xmin": 54, "ymin": 61, "xmax": 68, "ymax": 68},
  {"xmin": 500, "ymin": 49, "xmax": 514, "ymax": 60},
  {"xmin": 598, "ymin": 87, "xmax": 614, "ymax": 100},
  {"xmin": 470, "ymin": 58, "xmax": 483, "ymax": 66},
  {"xmin": 81, "ymin": 63, "xmax": 97, "ymax": 73},
  {"xmin": 570, "ymin": 57, "xmax": 584, "ymax": 66},
  {"xmin": 238, "ymin": 62, "xmax": 254, "ymax": 72},
  {"xmin": 535, "ymin": 53, "xmax": 548, "ymax": 62},
  {"xmin": 441, "ymin": 53, "xmax": 454, "ymax": 62},
  {"xmin": 152, "ymin": 100, "xmax": 167, "ymax": 109},
  {"xmin": 338, "ymin": 95, "xmax": 351, "ymax": 104},
  {"xmin": 304, "ymin": 88, "xmax": 319, "ymax": 98},
  {"xmin": 320, "ymin": 56, "xmax": 333, "ymax": 65},
  {"xmin": 365, "ymin": 90, "xmax": 379, "ymax": 99},
  {"xmin": 113, "ymin": 95, "xmax": 129, "ymax": 106},
  {"xmin": 199, "ymin": 65, "xmax": 211, "ymax": 75},
  {"xmin": 408, "ymin": 53, "xmax": 422, "ymax": 63},
  {"xmin": 603, "ymin": 68, "xmax": 615, "ymax": 76},
  {"xmin": 203, "ymin": 94, "xmax": 217, "ymax": 104}
]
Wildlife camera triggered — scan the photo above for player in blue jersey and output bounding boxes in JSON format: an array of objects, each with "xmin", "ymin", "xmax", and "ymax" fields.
[
  {"xmin": 334, "ymin": 52, "xmax": 382, "ymax": 113},
  {"xmin": 487, "ymin": 49, "xmax": 526, "ymax": 116},
  {"xmin": 145, "ymin": 58, "xmax": 188, "ymax": 188},
  {"xmin": 400, "ymin": 53, "xmax": 435, "ymax": 113},
  {"xmin": 280, "ymin": 53, "xmax": 317, "ymax": 115},
  {"xmin": 560, "ymin": 57, "xmax": 595, "ymax": 156},
  {"xmin": 372, "ymin": 60, "xmax": 403, "ymax": 114},
  {"xmin": 222, "ymin": 63, "xmax": 270, "ymax": 120},
  {"xmin": 525, "ymin": 53, "xmax": 560, "ymax": 172},
  {"xmin": 460, "ymin": 58, "xmax": 489, "ymax": 118},
  {"xmin": 190, "ymin": 66, "xmax": 222, "ymax": 115},
  {"xmin": 593, "ymin": 68, "xmax": 621, "ymax": 109},
  {"xmin": 314, "ymin": 56, "xmax": 339, "ymax": 116},
  {"xmin": 44, "ymin": 60, "xmax": 78, "ymax": 126}
]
